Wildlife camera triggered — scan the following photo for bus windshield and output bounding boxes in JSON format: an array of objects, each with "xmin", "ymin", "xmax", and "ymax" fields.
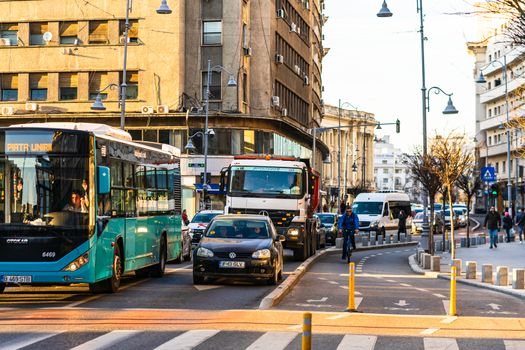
[
  {"xmin": 351, "ymin": 202, "xmax": 383, "ymax": 215},
  {"xmin": 229, "ymin": 166, "xmax": 304, "ymax": 198}
]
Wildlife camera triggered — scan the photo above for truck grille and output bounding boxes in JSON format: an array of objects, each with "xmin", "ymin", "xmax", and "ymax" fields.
[{"xmin": 229, "ymin": 208, "xmax": 300, "ymax": 228}]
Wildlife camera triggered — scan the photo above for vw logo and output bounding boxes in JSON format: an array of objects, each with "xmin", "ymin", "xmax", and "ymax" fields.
[
  {"xmin": 229, "ymin": 252, "xmax": 236, "ymax": 259},
  {"xmin": 259, "ymin": 211, "xmax": 269, "ymax": 216}
]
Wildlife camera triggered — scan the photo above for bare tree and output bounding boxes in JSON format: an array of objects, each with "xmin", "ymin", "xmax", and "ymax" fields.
[
  {"xmin": 475, "ymin": 1, "xmax": 525, "ymax": 46},
  {"xmin": 432, "ymin": 134, "xmax": 474, "ymax": 260},
  {"xmin": 406, "ymin": 149, "xmax": 442, "ymax": 255},
  {"xmin": 456, "ymin": 173, "xmax": 483, "ymax": 247}
]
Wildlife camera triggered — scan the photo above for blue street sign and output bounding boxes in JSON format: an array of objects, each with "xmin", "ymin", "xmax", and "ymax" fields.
[{"xmin": 481, "ymin": 166, "xmax": 496, "ymax": 182}]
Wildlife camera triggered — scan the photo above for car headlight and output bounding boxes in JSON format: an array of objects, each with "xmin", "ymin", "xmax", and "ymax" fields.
[
  {"xmin": 196, "ymin": 247, "xmax": 214, "ymax": 258},
  {"xmin": 252, "ymin": 249, "xmax": 271, "ymax": 259},
  {"xmin": 63, "ymin": 252, "xmax": 89, "ymax": 272},
  {"xmin": 288, "ymin": 228, "xmax": 299, "ymax": 236},
  {"xmin": 188, "ymin": 229, "xmax": 194, "ymax": 239}
]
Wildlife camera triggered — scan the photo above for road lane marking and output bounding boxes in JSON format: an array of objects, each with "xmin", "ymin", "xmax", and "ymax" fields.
[
  {"xmin": 420, "ymin": 328, "xmax": 439, "ymax": 335},
  {"xmin": 415, "ymin": 288, "xmax": 429, "ymax": 292},
  {"xmin": 245, "ymin": 332, "xmax": 297, "ymax": 350},
  {"xmin": 433, "ymin": 293, "xmax": 446, "ymax": 298},
  {"xmin": 336, "ymin": 335, "xmax": 377, "ymax": 350},
  {"xmin": 0, "ymin": 332, "xmax": 63, "ymax": 350},
  {"xmin": 504, "ymin": 340, "xmax": 525, "ymax": 350},
  {"xmin": 400, "ymin": 283, "xmax": 412, "ymax": 287},
  {"xmin": 440, "ymin": 316, "xmax": 457, "ymax": 324},
  {"xmin": 328, "ymin": 281, "xmax": 339, "ymax": 285},
  {"xmin": 165, "ymin": 264, "xmax": 193, "ymax": 273},
  {"xmin": 442, "ymin": 300, "xmax": 450, "ymax": 315},
  {"xmin": 424, "ymin": 337, "xmax": 458, "ymax": 350},
  {"xmin": 153, "ymin": 330, "xmax": 220, "ymax": 350},
  {"xmin": 71, "ymin": 330, "xmax": 140, "ymax": 350},
  {"xmin": 193, "ymin": 285, "xmax": 223, "ymax": 291},
  {"xmin": 287, "ymin": 324, "xmax": 302, "ymax": 330},
  {"xmin": 386, "ymin": 279, "xmax": 397, "ymax": 283}
]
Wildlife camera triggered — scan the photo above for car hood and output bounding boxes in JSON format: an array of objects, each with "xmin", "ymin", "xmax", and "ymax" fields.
[
  {"xmin": 188, "ymin": 223, "xmax": 209, "ymax": 230},
  {"xmin": 199, "ymin": 237, "xmax": 272, "ymax": 253},
  {"xmin": 321, "ymin": 223, "xmax": 334, "ymax": 228}
]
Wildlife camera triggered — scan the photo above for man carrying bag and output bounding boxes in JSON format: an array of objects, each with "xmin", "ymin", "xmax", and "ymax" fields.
[{"xmin": 338, "ymin": 206, "xmax": 360, "ymax": 260}]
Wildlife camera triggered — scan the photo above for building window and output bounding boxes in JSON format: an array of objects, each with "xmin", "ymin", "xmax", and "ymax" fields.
[
  {"xmin": 488, "ymin": 136, "xmax": 492, "ymax": 145},
  {"xmin": 202, "ymin": 21, "xmax": 222, "ymax": 45},
  {"xmin": 120, "ymin": 20, "xmax": 139, "ymax": 43},
  {"xmin": 59, "ymin": 73, "xmax": 78, "ymax": 100},
  {"xmin": 0, "ymin": 23, "xmax": 18, "ymax": 46},
  {"xmin": 383, "ymin": 178, "xmax": 388, "ymax": 184},
  {"xmin": 120, "ymin": 71, "xmax": 138, "ymax": 99},
  {"xmin": 30, "ymin": 23, "xmax": 48, "ymax": 45},
  {"xmin": 59, "ymin": 22, "xmax": 78, "ymax": 44},
  {"xmin": 242, "ymin": 73, "xmax": 248, "ymax": 103},
  {"xmin": 496, "ymin": 162, "xmax": 499, "ymax": 173},
  {"xmin": 1, "ymin": 74, "xmax": 18, "ymax": 101},
  {"xmin": 383, "ymin": 169, "xmax": 389, "ymax": 174},
  {"xmin": 503, "ymin": 160, "xmax": 506, "ymax": 173},
  {"xmin": 89, "ymin": 72, "xmax": 109, "ymax": 100},
  {"xmin": 202, "ymin": 71, "xmax": 221, "ymax": 100},
  {"xmin": 382, "ymin": 159, "xmax": 387, "ymax": 164},
  {"xmin": 89, "ymin": 21, "xmax": 109, "ymax": 44},
  {"xmin": 29, "ymin": 73, "xmax": 47, "ymax": 100}
]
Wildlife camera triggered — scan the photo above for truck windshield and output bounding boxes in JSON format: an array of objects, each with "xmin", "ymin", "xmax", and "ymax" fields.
[
  {"xmin": 229, "ymin": 166, "xmax": 304, "ymax": 198},
  {"xmin": 352, "ymin": 202, "xmax": 383, "ymax": 215}
]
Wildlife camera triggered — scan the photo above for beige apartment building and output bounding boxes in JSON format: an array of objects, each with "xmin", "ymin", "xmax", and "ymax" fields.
[
  {"xmin": 320, "ymin": 105, "xmax": 375, "ymax": 211},
  {"xmin": 0, "ymin": 0, "xmax": 328, "ymax": 214}
]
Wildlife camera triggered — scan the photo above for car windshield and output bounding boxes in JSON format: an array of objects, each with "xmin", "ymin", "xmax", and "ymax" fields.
[
  {"xmin": 206, "ymin": 219, "xmax": 270, "ymax": 239},
  {"xmin": 415, "ymin": 212, "xmax": 424, "ymax": 220},
  {"xmin": 352, "ymin": 202, "xmax": 383, "ymax": 215},
  {"xmin": 192, "ymin": 212, "xmax": 220, "ymax": 224},
  {"xmin": 316, "ymin": 214, "xmax": 335, "ymax": 224}
]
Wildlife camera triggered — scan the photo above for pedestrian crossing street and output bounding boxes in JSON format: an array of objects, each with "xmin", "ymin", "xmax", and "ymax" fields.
[{"xmin": 0, "ymin": 330, "xmax": 524, "ymax": 350}]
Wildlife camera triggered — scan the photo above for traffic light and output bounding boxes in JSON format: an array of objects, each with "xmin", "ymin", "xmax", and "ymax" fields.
[
  {"xmin": 396, "ymin": 119, "xmax": 400, "ymax": 133},
  {"xmin": 491, "ymin": 184, "xmax": 498, "ymax": 195}
]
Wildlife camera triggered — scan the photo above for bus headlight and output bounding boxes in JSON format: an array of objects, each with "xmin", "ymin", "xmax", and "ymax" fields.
[
  {"xmin": 252, "ymin": 249, "xmax": 271, "ymax": 259},
  {"xmin": 196, "ymin": 247, "xmax": 214, "ymax": 258},
  {"xmin": 63, "ymin": 253, "xmax": 89, "ymax": 272},
  {"xmin": 288, "ymin": 228, "xmax": 299, "ymax": 236}
]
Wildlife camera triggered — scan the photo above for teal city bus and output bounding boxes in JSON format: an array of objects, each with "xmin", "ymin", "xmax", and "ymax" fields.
[{"xmin": 0, "ymin": 123, "xmax": 183, "ymax": 293}]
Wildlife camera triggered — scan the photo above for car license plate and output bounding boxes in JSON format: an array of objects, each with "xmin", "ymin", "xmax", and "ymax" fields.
[
  {"xmin": 1, "ymin": 275, "xmax": 32, "ymax": 283},
  {"xmin": 219, "ymin": 261, "xmax": 245, "ymax": 268}
]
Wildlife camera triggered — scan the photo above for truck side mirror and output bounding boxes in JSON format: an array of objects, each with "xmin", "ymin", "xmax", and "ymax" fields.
[{"xmin": 97, "ymin": 166, "xmax": 111, "ymax": 194}]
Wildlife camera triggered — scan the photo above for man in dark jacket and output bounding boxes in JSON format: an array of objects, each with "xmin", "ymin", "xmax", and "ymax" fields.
[
  {"xmin": 484, "ymin": 206, "xmax": 501, "ymax": 249},
  {"xmin": 515, "ymin": 208, "xmax": 525, "ymax": 243},
  {"xmin": 338, "ymin": 206, "xmax": 360, "ymax": 260}
]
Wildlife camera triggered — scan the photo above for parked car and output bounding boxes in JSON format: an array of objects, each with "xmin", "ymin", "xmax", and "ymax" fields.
[
  {"xmin": 454, "ymin": 208, "xmax": 468, "ymax": 227},
  {"xmin": 188, "ymin": 210, "xmax": 223, "ymax": 247},
  {"xmin": 411, "ymin": 212, "xmax": 424, "ymax": 234},
  {"xmin": 314, "ymin": 216, "xmax": 327, "ymax": 249},
  {"xmin": 443, "ymin": 209, "xmax": 460, "ymax": 229},
  {"xmin": 315, "ymin": 213, "xmax": 338, "ymax": 245},
  {"xmin": 193, "ymin": 214, "xmax": 285, "ymax": 285}
]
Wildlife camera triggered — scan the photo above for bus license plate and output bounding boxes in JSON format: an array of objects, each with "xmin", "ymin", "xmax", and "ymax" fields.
[
  {"xmin": 1, "ymin": 275, "xmax": 32, "ymax": 283},
  {"xmin": 219, "ymin": 261, "xmax": 245, "ymax": 268}
]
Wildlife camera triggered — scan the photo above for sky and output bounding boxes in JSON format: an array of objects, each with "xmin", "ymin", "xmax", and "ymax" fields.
[{"xmin": 322, "ymin": 0, "xmax": 489, "ymax": 153}]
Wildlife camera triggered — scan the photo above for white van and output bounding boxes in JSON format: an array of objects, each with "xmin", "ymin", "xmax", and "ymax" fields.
[{"xmin": 351, "ymin": 192, "xmax": 412, "ymax": 236}]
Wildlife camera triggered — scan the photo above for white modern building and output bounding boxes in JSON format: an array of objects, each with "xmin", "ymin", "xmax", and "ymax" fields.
[{"xmin": 373, "ymin": 136, "xmax": 409, "ymax": 192}]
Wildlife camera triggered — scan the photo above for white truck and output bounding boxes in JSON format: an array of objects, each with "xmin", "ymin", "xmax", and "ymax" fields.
[{"xmin": 220, "ymin": 155, "xmax": 320, "ymax": 261}]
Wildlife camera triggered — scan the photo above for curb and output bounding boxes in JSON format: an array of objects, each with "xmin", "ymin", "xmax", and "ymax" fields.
[
  {"xmin": 259, "ymin": 242, "xmax": 419, "ymax": 310},
  {"xmin": 407, "ymin": 254, "xmax": 525, "ymax": 301},
  {"xmin": 258, "ymin": 247, "xmax": 334, "ymax": 309}
]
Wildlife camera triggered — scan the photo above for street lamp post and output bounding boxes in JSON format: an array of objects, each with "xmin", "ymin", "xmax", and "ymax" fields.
[
  {"xmin": 337, "ymin": 100, "xmax": 358, "ymax": 213},
  {"xmin": 91, "ymin": 0, "xmax": 172, "ymax": 129},
  {"xmin": 378, "ymin": 1, "xmax": 459, "ymax": 253},
  {"xmin": 476, "ymin": 55, "xmax": 513, "ymax": 216}
]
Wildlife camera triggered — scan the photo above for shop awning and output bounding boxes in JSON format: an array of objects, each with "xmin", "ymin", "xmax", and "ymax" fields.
[{"xmin": 194, "ymin": 184, "xmax": 225, "ymax": 194}]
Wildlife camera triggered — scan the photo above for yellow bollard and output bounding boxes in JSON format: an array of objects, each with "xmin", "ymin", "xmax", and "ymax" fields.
[
  {"xmin": 302, "ymin": 312, "xmax": 312, "ymax": 350},
  {"xmin": 346, "ymin": 262, "xmax": 356, "ymax": 312},
  {"xmin": 449, "ymin": 266, "xmax": 457, "ymax": 316}
]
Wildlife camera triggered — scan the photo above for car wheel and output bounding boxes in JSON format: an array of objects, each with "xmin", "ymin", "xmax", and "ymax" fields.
[
  {"xmin": 183, "ymin": 239, "xmax": 192, "ymax": 261},
  {"xmin": 267, "ymin": 265, "xmax": 279, "ymax": 285},
  {"xmin": 193, "ymin": 274, "xmax": 205, "ymax": 285},
  {"xmin": 90, "ymin": 244, "xmax": 122, "ymax": 294},
  {"xmin": 0, "ymin": 283, "xmax": 5, "ymax": 293},
  {"xmin": 151, "ymin": 236, "xmax": 167, "ymax": 278}
]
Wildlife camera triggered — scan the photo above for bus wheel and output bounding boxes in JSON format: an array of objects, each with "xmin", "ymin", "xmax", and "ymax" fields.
[
  {"xmin": 151, "ymin": 237, "xmax": 167, "ymax": 278},
  {"xmin": 89, "ymin": 245, "xmax": 122, "ymax": 294},
  {"xmin": 0, "ymin": 283, "xmax": 5, "ymax": 293}
]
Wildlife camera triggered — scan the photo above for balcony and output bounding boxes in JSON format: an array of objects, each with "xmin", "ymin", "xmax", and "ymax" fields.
[{"xmin": 480, "ymin": 76, "xmax": 525, "ymax": 104}]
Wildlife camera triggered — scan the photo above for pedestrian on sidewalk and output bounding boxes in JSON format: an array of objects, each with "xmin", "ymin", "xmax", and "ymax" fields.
[
  {"xmin": 338, "ymin": 206, "xmax": 359, "ymax": 260},
  {"xmin": 502, "ymin": 212, "xmax": 513, "ymax": 242},
  {"xmin": 483, "ymin": 206, "xmax": 501, "ymax": 249},
  {"xmin": 397, "ymin": 209, "xmax": 407, "ymax": 240},
  {"xmin": 516, "ymin": 208, "xmax": 525, "ymax": 244}
]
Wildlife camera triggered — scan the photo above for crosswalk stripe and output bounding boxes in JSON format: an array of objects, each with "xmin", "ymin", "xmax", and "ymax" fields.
[
  {"xmin": 245, "ymin": 332, "xmax": 297, "ymax": 350},
  {"xmin": 153, "ymin": 330, "xmax": 220, "ymax": 350},
  {"xmin": 0, "ymin": 332, "xmax": 62, "ymax": 350},
  {"xmin": 336, "ymin": 334, "xmax": 377, "ymax": 350},
  {"xmin": 424, "ymin": 337, "xmax": 459, "ymax": 350},
  {"xmin": 70, "ymin": 330, "xmax": 140, "ymax": 350},
  {"xmin": 504, "ymin": 340, "xmax": 525, "ymax": 350}
]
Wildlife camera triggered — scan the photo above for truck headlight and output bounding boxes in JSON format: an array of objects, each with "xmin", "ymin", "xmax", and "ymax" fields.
[
  {"xmin": 63, "ymin": 252, "xmax": 89, "ymax": 272},
  {"xmin": 252, "ymin": 249, "xmax": 271, "ymax": 259},
  {"xmin": 196, "ymin": 247, "xmax": 214, "ymax": 258},
  {"xmin": 288, "ymin": 228, "xmax": 299, "ymax": 236}
]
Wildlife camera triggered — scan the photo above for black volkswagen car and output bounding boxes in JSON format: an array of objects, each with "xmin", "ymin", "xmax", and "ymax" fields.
[{"xmin": 193, "ymin": 214, "xmax": 285, "ymax": 285}]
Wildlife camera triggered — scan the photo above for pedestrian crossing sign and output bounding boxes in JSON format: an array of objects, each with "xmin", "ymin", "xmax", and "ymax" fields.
[{"xmin": 481, "ymin": 166, "xmax": 496, "ymax": 181}]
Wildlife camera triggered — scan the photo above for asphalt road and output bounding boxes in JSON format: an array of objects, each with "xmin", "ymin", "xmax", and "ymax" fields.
[
  {"xmin": 277, "ymin": 246, "xmax": 525, "ymax": 317},
  {"xmin": 0, "ymin": 249, "xmax": 303, "ymax": 310}
]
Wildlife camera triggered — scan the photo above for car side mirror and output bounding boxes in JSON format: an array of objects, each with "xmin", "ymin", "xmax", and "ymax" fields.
[{"xmin": 277, "ymin": 235, "xmax": 286, "ymax": 242}]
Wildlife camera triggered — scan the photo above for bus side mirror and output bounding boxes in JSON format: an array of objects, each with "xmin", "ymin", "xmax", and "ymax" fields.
[{"xmin": 97, "ymin": 166, "xmax": 111, "ymax": 194}]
